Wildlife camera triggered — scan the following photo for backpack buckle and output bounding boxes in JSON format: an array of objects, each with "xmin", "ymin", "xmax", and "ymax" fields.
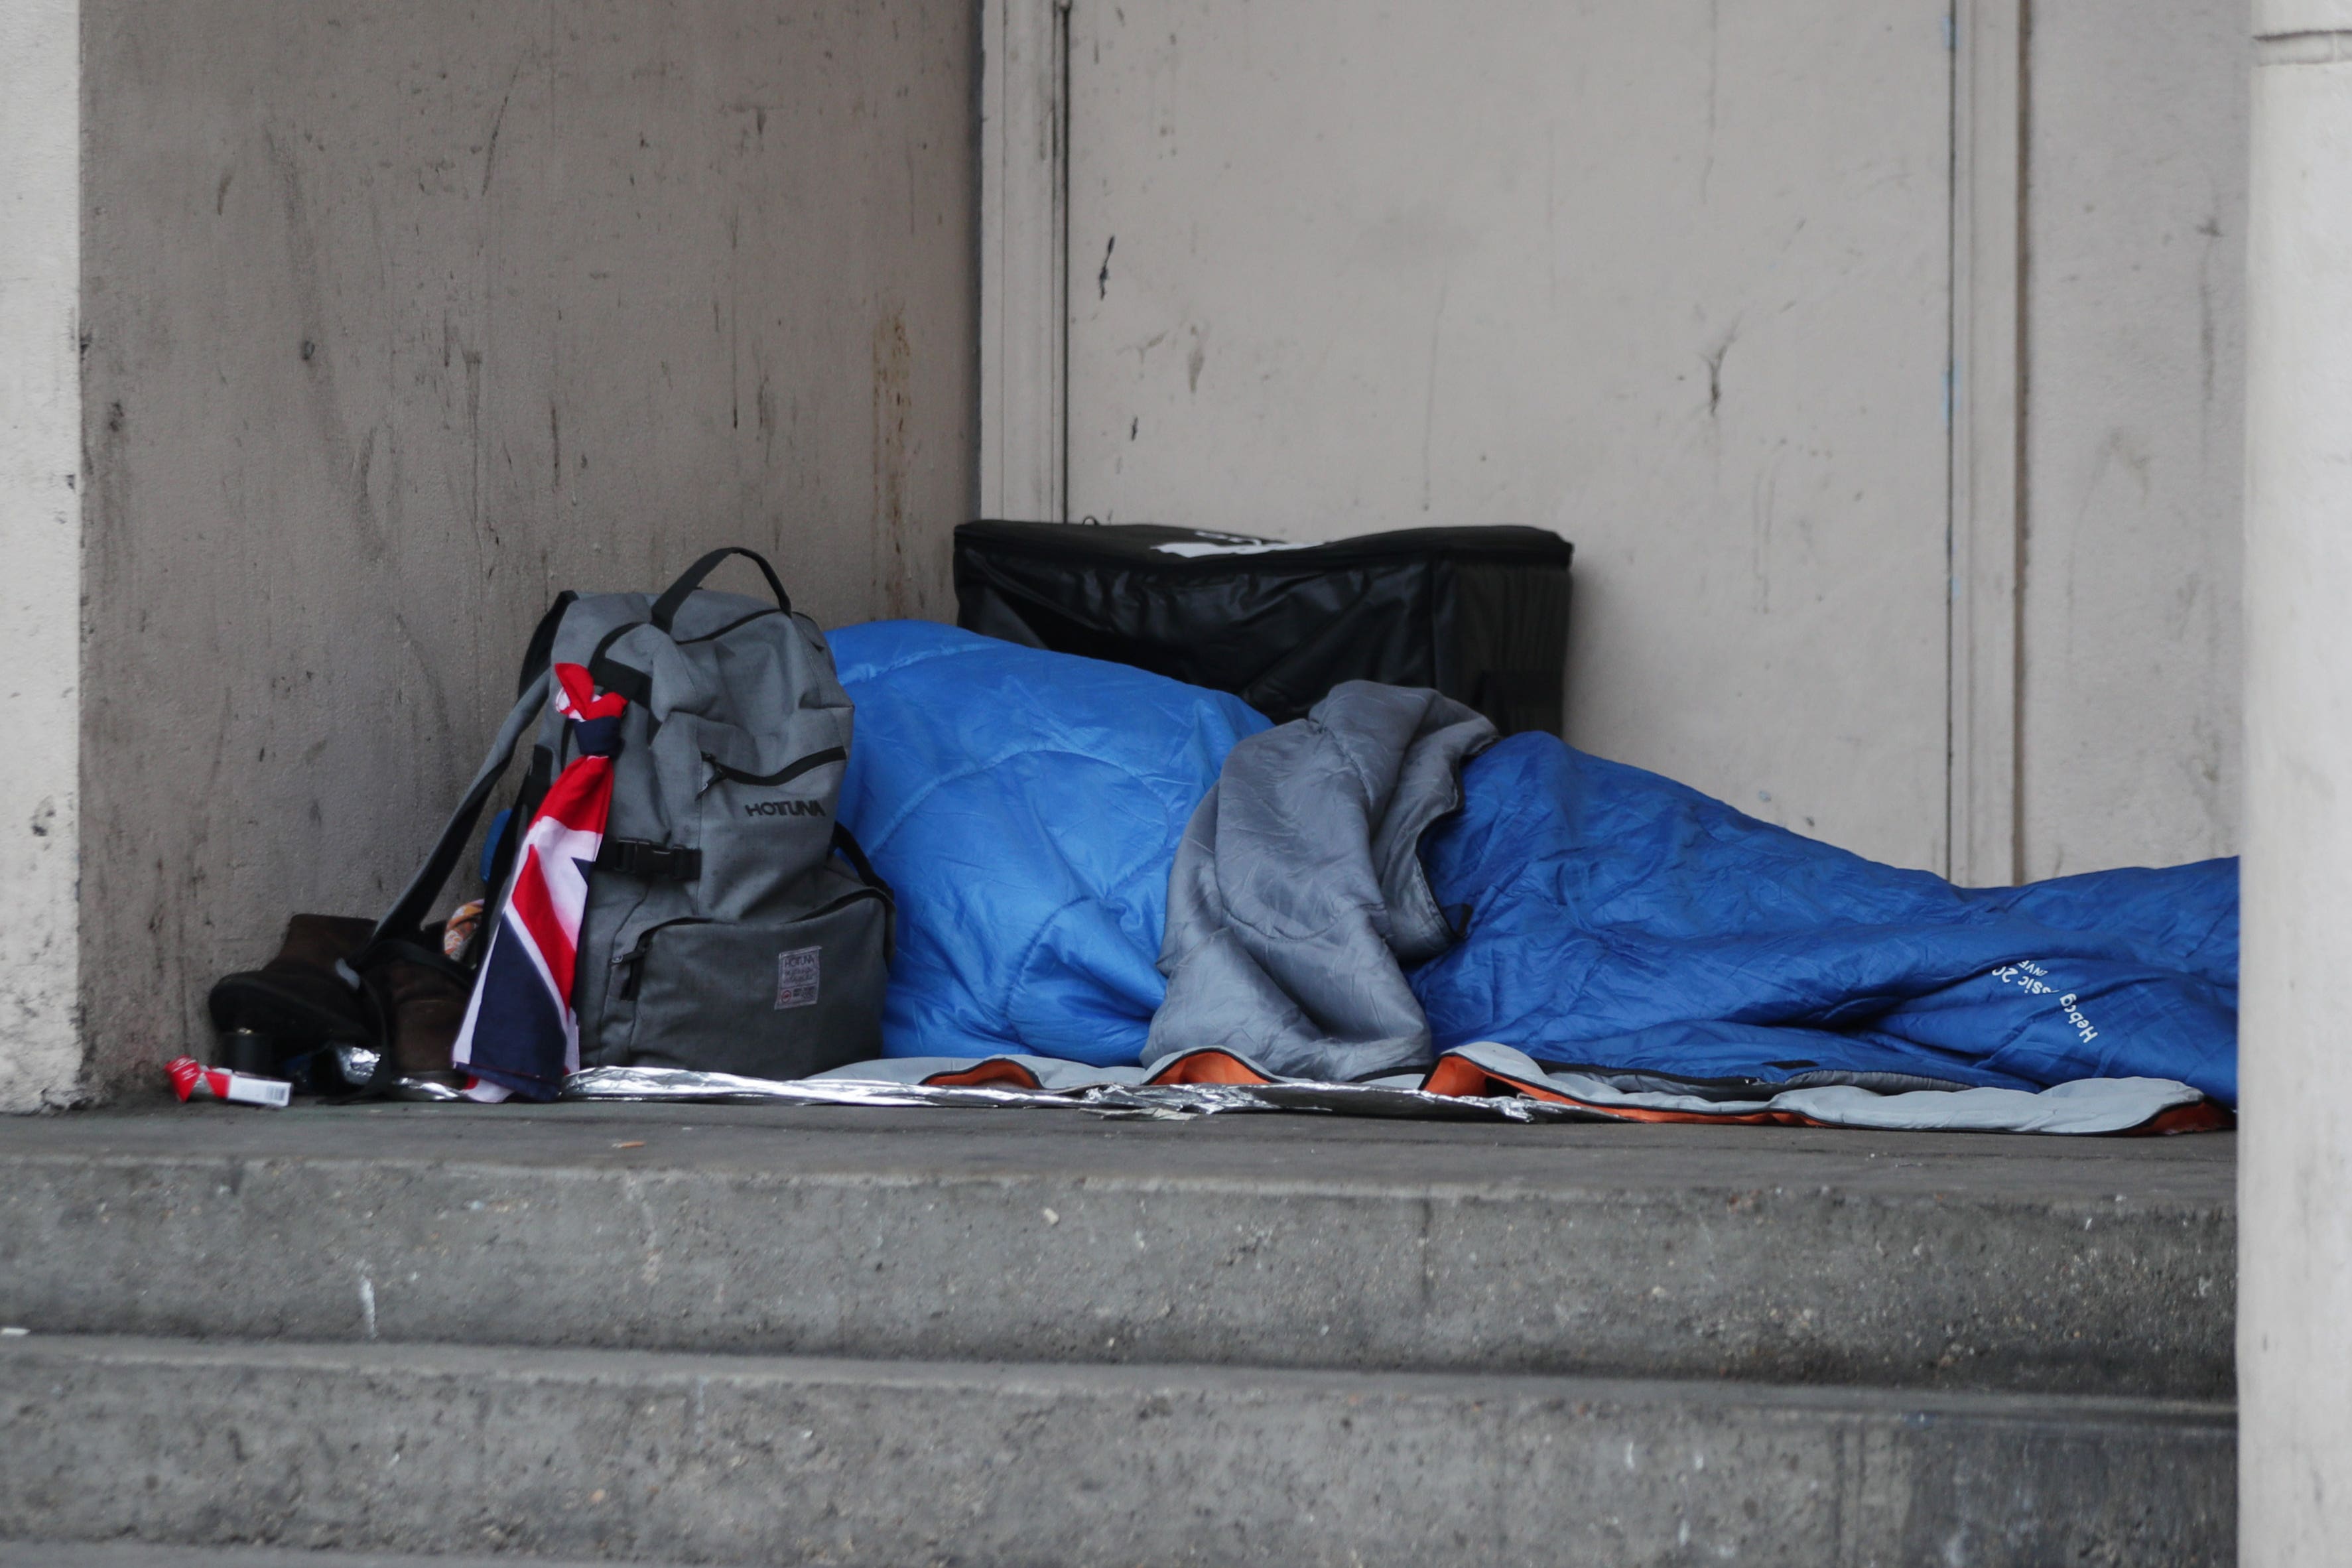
[{"xmin": 597, "ymin": 838, "xmax": 702, "ymax": 881}]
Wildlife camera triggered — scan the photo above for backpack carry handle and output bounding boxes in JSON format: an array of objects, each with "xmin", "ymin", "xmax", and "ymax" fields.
[{"xmin": 650, "ymin": 546, "xmax": 791, "ymax": 633}]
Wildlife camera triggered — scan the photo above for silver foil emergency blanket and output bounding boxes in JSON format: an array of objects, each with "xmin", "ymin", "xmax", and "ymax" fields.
[{"xmin": 560, "ymin": 1041, "xmax": 2219, "ymax": 1135}]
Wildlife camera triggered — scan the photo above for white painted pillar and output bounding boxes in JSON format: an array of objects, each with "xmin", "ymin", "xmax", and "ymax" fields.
[
  {"xmin": 0, "ymin": 0, "xmax": 84, "ymax": 1112},
  {"xmin": 2243, "ymin": 3, "xmax": 2352, "ymax": 1559}
]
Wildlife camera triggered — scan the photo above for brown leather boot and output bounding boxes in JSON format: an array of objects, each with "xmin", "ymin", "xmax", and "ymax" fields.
[
  {"xmin": 208, "ymin": 913, "xmax": 470, "ymax": 1081},
  {"xmin": 206, "ymin": 914, "xmax": 377, "ymax": 1055},
  {"xmin": 373, "ymin": 949, "xmax": 469, "ymax": 1076}
]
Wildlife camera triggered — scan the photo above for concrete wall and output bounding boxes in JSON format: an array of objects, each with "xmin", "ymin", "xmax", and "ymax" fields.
[
  {"xmin": 1061, "ymin": 0, "xmax": 1963, "ymax": 873},
  {"xmin": 0, "ymin": 0, "xmax": 83, "ymax": 1113},
  {"xmin": 72, "ymin": 0, "xmax": 976, "ymax": 1099},
  {"xmin": 1041, "ymin": 0, "xmax": 2251, "ymax": 882},
  {"xmin": 2022, "ymin": 0, "xmax": 2248, "ymax": 880}
]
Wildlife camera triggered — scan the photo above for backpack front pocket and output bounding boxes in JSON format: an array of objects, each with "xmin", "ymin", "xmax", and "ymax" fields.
[
  {"xmin": 693, "ymin": 742, "xmax": 848, "ymax": 921},
  {"xmin": 618, "ymin": 889, "xmax": 889, "ymax": 1079}
]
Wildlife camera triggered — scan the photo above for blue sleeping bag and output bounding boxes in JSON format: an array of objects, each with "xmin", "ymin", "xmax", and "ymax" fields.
[
  {"xmin": 832, "ymin": 621, "xmax": 2239, "ymax": 1102},
  {"xmin": 1411, "ymin": 739, "xmax": 2237, "ymax": 1102},
  {"xmin": 832, "ymin": 620, "xmax": 1268, "ymax": 1065}
]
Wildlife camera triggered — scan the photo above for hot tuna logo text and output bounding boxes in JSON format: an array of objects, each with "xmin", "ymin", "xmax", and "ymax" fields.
[{"xmin": 744, "ymin": 799, "xmax": 827, "ymax": 818}]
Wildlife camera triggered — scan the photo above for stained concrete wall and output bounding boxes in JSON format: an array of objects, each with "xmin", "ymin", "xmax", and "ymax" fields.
[
  {"xmin": 2022, "ymin": 0, "xmax": 2248, "ymax": 878},
  {"xmin": 1063, "ymin": 0, "xmax": 1960, "ymax": 873},
  {"xmin": 1051, "ymin": 0, "xmax": 2250, "ymax": 881},
  {"xmin": 0, "ymin": 0, "xmax": 83, "ymax": 1112},
  {"xmin": 73, "ymin": 0, "xmax": 976, "ymax": 1099}
]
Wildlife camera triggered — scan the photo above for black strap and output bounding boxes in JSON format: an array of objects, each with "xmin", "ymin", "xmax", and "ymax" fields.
[
  {"xmin": 517, "ymin": 590, "xmax": 578, "ymax": 696},
  {"xmin": 375, "ymin": 586, "xmax": 572, "ymax": 952},
  {"xmin": 831, "ymin": 823, "xmax": 895, "ymax": 964},
  {"xmin": 336, "ymin": 589, "xmax": 574, "ymax": 1090},
  {"xmin": 359, "ymin": 667, "xmax": 551, "ymax": 968},
  {"xmin": 597, "ymin": 838, "xmax": 702, "ymax": 881},
  {"xmin": 650, "ymin": 547, "xmax": 791, "ymax": 633},
  {"xmin": 585, "ymin": 621, "xmax": 653, "ymax": 709},
  {"xmin": 830, "ymin": 822, "xmax": 886, "ymax": 890},
  {"xmin": 461, "ymin": 744, "xmax": 556, "ymax": 970}
]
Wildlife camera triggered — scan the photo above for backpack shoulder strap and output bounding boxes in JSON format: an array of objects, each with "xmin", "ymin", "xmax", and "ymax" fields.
[
  {"xmin": 334, "ymin": 661, "xmax": 551, "ymax": 1098},
  {"xmin": 359, "ymin": 665, "xmax": 551, "ymax": 964},
  {"xmin": 361, "ymin": 590, "xmax": 576, "ymax": 956},
  {"xmin": 830, "ymin": 822, "xmax": 895, "ymax": 964},
  {"xmin": 515, "ymin": 590, "xmax": 578, "ymax": 695}
]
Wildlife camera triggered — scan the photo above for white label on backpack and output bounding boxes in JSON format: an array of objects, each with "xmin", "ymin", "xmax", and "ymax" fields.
[{"xmin": 775, "ymin": 947, "xmax": 820, "ymax": 1010}]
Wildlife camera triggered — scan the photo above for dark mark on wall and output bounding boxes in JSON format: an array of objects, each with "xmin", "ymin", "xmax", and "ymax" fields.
[
  {"xmin": 264, "ymin": 122, "xmax": 386, "ymax": 561},
  {"xmin": 462, "ymin": 348, "xmax": 484, "ymax": 543},
  {"xmin": 301, "ymin": 340, "xmax": 316, "ymax": 361},
  {"xmin": 874, "ymin": 311, "xmax": 913, "ymax": 618},
  {"xmin": 482, "ymin": 65, "xmax": 521, "ymax": 197},
  {"xmin": 2196, "ymin": 214, "xmax": 2223, "ymax": 420},
  {"xmin": 1703, "ymin": 325, "xmax": 1738, "ymax": 419},
  {"xmin": 1098, "ymin": 234, "xmax": 1115, "ymax": 300},
  {"xmin": 729, "ymin": 210, "xmax": 742, "ymax": 431}
]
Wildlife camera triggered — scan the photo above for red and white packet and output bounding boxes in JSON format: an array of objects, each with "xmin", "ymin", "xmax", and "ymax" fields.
[{"xmin": 166, "ymin": 1056, "xmax": 291, "ymax": 1109}]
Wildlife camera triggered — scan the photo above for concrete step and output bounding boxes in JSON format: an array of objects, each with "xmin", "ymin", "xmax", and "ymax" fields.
[
  {"xmin": 0, "ymin": 1333, "xmax": 2233, "ymax": 1568},
  {"xmin": 0, "ymin": 1543, "xmax": 648, "ymax": 1567},
  {"xmin": 0, "ymin": 1102, "xmax": 2234, "ymax": 1397}
]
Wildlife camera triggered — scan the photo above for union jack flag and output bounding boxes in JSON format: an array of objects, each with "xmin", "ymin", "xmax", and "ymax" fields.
[{"xmin": 453, "ymin": 663, "xmax": 625, "ymax": 1102}]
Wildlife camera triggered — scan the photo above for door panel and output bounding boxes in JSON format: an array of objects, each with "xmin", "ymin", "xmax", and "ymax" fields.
[{"xmin": 1065, "ymin": 1, "xmax": 1954, "ymax": 869}]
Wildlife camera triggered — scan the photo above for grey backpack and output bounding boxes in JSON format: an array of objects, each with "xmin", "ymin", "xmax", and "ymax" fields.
[{"xmin": 360, "ymin": 547, "xmax": 892, "ymax": 1089}]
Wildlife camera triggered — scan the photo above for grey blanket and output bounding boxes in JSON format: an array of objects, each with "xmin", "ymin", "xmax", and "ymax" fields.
[{"xmin": 1145, "ymin": 682, "xmax": 1498, "ymax": 1080}]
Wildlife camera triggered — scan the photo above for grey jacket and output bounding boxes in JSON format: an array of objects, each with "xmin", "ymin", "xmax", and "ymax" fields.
[{"xmin": 1147, "ymin": 681, "xmax": 1497, "ymax": 1080}]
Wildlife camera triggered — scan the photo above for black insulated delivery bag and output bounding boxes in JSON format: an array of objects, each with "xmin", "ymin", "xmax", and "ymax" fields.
[{"xmin": 952, "ymin": 521, "xmax": 1572, "ymax": 734}]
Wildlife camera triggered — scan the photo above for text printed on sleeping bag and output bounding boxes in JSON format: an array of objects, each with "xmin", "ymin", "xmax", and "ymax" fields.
[{"xmin": 1992, "ymin": 960, "xmax": 2100, "ymax": 1044}]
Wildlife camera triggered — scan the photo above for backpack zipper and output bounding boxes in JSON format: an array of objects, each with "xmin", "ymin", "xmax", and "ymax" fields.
[
  {"xmin": 700, "ymin": 746, "xmax": 848, "ymax": 789},
  {"xmin": 613, "ymin": 917, "xmax": 710, "ymax": 1000}
]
